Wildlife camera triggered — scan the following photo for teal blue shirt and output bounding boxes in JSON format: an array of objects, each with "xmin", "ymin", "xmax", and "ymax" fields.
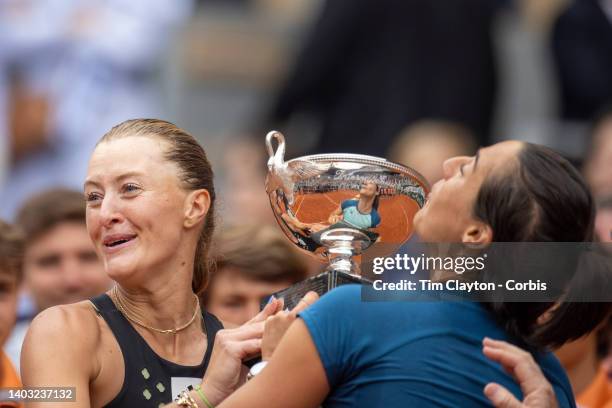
[
  {"xmin": 299, "ymin": 285, "xmax": 575, "ymax": 408},
  {"xmin": 341, "ymin": 200, "xmax": 381, "ymax": 229}
]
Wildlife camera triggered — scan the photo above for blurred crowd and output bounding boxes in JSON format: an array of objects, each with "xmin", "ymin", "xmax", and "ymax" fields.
[
  {"xmin": 2, "ymin": 0, "xmax": 612, "ymax": 222},
  {"xmin": 0, "ymin": 0, "xmax": 611, "ymax": 406}
]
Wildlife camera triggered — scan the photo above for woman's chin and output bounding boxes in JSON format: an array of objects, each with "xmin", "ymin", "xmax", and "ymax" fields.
[{"xmin": 104, "ymin": 258, "xmax": 138, "ymax": 282}]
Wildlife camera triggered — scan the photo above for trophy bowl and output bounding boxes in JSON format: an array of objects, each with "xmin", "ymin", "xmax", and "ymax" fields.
[{"xmin": 265, "ymin": 131, "xmax": 429, "ymax": 307}]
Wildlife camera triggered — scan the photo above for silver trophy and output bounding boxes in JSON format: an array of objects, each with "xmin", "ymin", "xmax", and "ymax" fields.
[{"xmin": 265, "ymin": 131, "xmax": 429, "ymax": 308}]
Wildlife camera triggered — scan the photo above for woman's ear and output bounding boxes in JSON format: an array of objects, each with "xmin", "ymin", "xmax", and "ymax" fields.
[
  {"xmin": 184, "ymin": 189, "xmax": 211, "ymax": 229},
  {"xmin": 462, "ymin": 221, "xmax": 493, "ymax": 246}
]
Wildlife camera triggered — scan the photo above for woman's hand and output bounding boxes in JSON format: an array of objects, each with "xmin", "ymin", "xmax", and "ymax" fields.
[
  {"xmin": 292, "ymin": 221, "xmax": 312, "ymax": 234},
  {"xmin": 482, "ymin": 337, "xmax": 558, "ymax": 408},
  {"xmin": 328, "ymin": 214, "xmax": 341, "ymax": 224},
  {"xmin": 308, "ymin": 223, "xmax": 329, "ymax": 233},
  {"xmin": 201, "ymin": 298, "xmax": 283, "ymax": 405},
  {"xmin": 261, "ymin": 291, "xmax": 320, "ymax": 361}
]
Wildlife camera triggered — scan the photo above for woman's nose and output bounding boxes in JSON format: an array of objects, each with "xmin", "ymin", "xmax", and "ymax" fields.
[
  {"xmin": 99, "ymin": 195, "xmax": 123, "ymax": 227},
  {"xmin": 442, "ymin": 156, "xmax": 470, "ymax": 180}
]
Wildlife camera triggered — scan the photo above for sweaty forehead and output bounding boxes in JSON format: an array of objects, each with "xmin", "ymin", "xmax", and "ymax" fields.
[
  {"xmin": 93, "ymin": 136, "xmax": 167, "ymax": 162},
  {"xmin": 88, "ymin": 136, "xmax": 177, "ymax": 180}
]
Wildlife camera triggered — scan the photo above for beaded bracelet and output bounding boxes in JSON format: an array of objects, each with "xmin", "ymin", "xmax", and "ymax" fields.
[
  {"xmin": 187, "ymin": 384, "xmax": 215, "ymax": 408},
  {"xmin": 175, "ymin": 390, "xmax": 198, "ymax": 408}
]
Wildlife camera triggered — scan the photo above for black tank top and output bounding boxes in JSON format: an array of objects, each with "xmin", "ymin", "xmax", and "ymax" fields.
[{"xmin": 89, "ymin": 294, "xmax": 223, "ymax": 408}]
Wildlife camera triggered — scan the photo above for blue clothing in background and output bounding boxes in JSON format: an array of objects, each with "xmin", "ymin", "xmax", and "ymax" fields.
[{"xmin": 299, "ymin": 285, "xmax": 575, "ymax": 408}]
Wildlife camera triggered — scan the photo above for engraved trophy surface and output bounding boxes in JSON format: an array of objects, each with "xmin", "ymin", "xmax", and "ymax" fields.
[{"xmin": 265, "ymin": 131, "xmax": 429, "ymax": 308}]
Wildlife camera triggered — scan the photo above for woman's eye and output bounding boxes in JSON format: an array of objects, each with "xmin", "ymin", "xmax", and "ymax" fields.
[
  {"xmin": 122, "ymin": 183, "xmax": 141, "ymax": 194},
  {"xmin": 222, "ymin": 300, "xmax": 244, "ymax": 309},
  {"xmin": 86, "ymin": 192, "xmax": 103, "ymax": 203}
]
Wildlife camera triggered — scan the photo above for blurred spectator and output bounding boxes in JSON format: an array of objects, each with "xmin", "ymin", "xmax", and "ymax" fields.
[
  {"xmin": 556, "ymin": 316, "xmax": 612, "ymax": 408},
  {"xmin": 595, "ymin": 195, "xmax": 612, "ymax": 243},
  {"xmin": 0, "ymin": 0, "xmax": 194, "ymax": 219},
  {"xmin": 0, "ymin": 220, "xmax": 23, "ymax": 392},
  {"xmin": 0, "ymin": 57, "xmax": 7, "ymax": 186},
  {"xmin": 268, "ymin": 0, "xmax": 499, "ymax": 156},
  {"xmin": 552, "ymin": 0, "xmax": 612, "ymax": 121},
  {"xmin": 559, "ymin": 106, "xmax": 612, "ymax": 400},
  {"xmin": 388, "ymin": 120, "xmax": 477, "ymax": 185},
  {"xmin": 219, "ymin": 137, "xmax": 275, "ymax": 225},
  {"xmin": 3, "ymin": 189, "xmax": 110, "ymax": 371},
  {"xmin": 203, "ymin": 224, "xmax": 308, "ymax": 326},
  {"xmin": 583, "ymin": 107, "xmax": 612, "ymax": 198}
]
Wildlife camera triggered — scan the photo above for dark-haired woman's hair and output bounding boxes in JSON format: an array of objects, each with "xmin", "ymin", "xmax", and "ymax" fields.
[
  {"xmin": 367, "ymin": 182, "xmax": 381, "ymax": 210},
  {"xmin": 474, "ymin": 143, "xmax": 611, "ymax": 349},
  {"xmin": 99, "ymin": 119, "xmax": 216, "ymax": 295},
  {"xmin": 596, "ymin": 315, "xmax": 612, "ymax": 358}
]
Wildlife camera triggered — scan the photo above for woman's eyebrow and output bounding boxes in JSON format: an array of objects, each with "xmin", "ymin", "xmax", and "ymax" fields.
[
  {"xmin": 83, "ymin": 179, "xmax": 101, "ymax": 190},
  {"xmin": 83, "ymin": 171, "xmax": 144, "ymax": 190},
  {"xmin": 116, "ymin": 171, "xmax": 145, "ymax": 182}
]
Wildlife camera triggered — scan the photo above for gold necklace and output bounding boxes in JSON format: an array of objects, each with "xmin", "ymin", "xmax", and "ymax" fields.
[{"xmin": 111, "ymin": 286, "xmax": 200, "ymax": 335}]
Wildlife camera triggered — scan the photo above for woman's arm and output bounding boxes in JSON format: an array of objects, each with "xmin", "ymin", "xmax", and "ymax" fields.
[
  {"xmin": 328, "ymin": 206, "xmax": 343, "ymax": 224},
  {"xmin": 219, "ymin": 319, "xmax": 329, "ymax": 408},
  {"xmin": 21, "ymin": 306, "xmax": 97, "ymax": 408}
]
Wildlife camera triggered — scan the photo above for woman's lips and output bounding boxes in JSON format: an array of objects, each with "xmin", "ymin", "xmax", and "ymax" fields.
[
  {"xmin": 425, "ymin": 181, "xmax": 442, "ymax": 203},
  {"xmin": 102, "ymin": 235, "xmax": 138, "ymax": 254}
]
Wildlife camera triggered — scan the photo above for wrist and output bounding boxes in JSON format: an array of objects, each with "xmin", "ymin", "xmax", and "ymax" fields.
[
  {"xmin": 187, "ymin": 390, "xmax": 207, "ymax": 408},
  {"xmin": 198, "ymin": 382, "xmax": 225, "ymax": 406},
  {"xmin": 261, "ymin": 349, "xmax": 272, "ymax": 361}
]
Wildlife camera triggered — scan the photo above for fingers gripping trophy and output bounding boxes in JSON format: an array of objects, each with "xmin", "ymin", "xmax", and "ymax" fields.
[{"xmin": 264, "ymin": 131, "xmax": 430, "ymax": 309}]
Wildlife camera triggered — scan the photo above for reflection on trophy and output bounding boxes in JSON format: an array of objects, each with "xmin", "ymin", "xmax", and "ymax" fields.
[{"xmin": 264, "ymin": 131, "xmax": 429, "ymax": 308}]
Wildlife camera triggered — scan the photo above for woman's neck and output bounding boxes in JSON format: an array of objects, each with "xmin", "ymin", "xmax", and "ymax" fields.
[
  {"xmin": 110, "ymin": 256, "xmax": 199, "ymax": 330},
  {"xmin": 112, "ymin": 283, "xmax": 198, "ymax": 330},
  {"xmin": 358, "ymin": 196, "xmax": 374, "ymax": 213},
  {"xmin": 565, "ymin": 345, "xmax": 599, "ymax": 397}
]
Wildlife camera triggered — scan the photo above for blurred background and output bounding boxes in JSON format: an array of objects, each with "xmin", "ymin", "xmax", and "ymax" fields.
[{"xmin": 1, "ymin": 0, "xmax": 611, "ymax": 226}]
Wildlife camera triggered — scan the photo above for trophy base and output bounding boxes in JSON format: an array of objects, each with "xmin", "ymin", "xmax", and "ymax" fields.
[{"xmin": 262, "ymin": 270, "xmax": 372, "ymax": 310}]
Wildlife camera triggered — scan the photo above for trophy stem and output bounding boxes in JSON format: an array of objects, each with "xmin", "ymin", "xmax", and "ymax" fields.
[
  {"xmin": 320, "ymin": 227, "xmax": 372, "ymax": 276},
  {"xmin": 326, "ymin": 242, "xmax": 360, "ymax": 274}
]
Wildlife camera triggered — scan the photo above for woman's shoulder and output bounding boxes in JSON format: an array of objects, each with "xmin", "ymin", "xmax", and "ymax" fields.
[
  {"xmin": 315, "ymin": 284, "xmax": 362, "ymax": 306},
  {"xmin": 313, "ymin": 284, "xmax": 464, "ymax": 311},
  {"xmin": 341, "ymin": 199, "xmax": 359, "ymax": 208},
  {"xmin": 21, "ymin": 300, "xmax": 107, "ymax": 385},
  {"xmin": 25, "ymin": 300, "xmax": 103, "ymax": 353},
  {"xmin": 303, "ymin": 284, "xmax": 493, "ymax": 332},
  {"xmin": 298, "ymin": 285, "xmax": 362, "ymax": 328}
]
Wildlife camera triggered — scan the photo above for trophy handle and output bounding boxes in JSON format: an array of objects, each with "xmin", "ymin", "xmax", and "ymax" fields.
[{"xmin": 266, "ymin": 130, "xmax": 286, "ymax": 166}]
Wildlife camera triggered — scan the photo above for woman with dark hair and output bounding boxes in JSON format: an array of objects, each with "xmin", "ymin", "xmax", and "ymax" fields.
[
  {"xmin": 20, "ymin": 119, "xmax": 284, "ymax": 407},
  {"xmin": 326, "ymin": 181, "xmax": 381, "ymax": 228},
  {"xmin": 208, "ymin": 141, "xmax": 611, "ymax": 407}
]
